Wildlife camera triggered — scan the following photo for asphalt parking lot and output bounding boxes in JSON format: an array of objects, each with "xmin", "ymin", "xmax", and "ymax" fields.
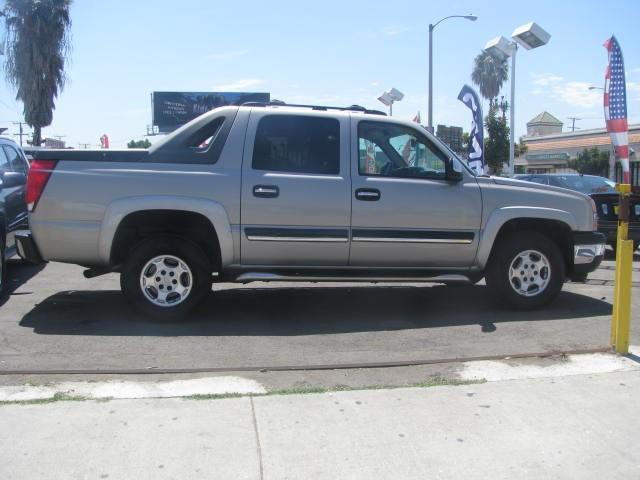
[{"xmin": 0, "ymin": 252, "xmax": 638, "ymax": 375}]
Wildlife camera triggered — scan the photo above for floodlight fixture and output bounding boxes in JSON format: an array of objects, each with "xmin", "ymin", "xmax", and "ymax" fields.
[
  {"xmin": 484, "ymin": 36, "xmax": 516, "ymax": 61},
  {"xmin": 511, "ymin": 22, "xmax": 550, "ymax": 50},
  {"xmin": 388, "ymin": 88, "xmax": 404, "ymax": 102}
]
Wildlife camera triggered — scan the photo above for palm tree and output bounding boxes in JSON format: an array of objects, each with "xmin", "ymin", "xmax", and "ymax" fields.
[
  {"xmin": 471, "ymin": 51, "xmax": 509, "ymax": 104},
  {"xmin": 1, "ymin": 0, "xmax": 72, "ymax": 146}
]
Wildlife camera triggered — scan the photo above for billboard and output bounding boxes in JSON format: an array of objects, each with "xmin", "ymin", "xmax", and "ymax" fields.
[{"xmin": 152, "ymin": 91, "xmax": 270, "ymax": 132}]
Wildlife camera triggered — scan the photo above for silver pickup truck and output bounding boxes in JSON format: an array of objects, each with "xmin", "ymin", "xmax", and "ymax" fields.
[{"xmin": 17, "ymin": 103, "xmax": 605, "ymax": 317}]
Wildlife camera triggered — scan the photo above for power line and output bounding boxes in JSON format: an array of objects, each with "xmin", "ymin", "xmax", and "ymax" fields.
[
  {"xmin": 12, "ymin": 121, "xmax": 30, "ymax": 146},
  {"xmin": 567, "ymin": 117, "xmax": 582, "ymax": 133}
]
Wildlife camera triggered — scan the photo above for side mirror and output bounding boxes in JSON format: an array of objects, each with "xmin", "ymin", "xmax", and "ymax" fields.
[
  {"xmin": 446, "ymin": 158, "xmax": 463, "ymax": 182},
  {"xmin": 1, "ymin": 171, "xmax": 27, "ymax": 188}
]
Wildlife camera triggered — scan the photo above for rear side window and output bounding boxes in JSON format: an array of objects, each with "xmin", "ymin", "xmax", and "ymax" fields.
[
  {"xmin": 185, "ymin": 117, "xmax": 225, "ymax": 150},
  {"xmin": 0, "ymin": 147, "xmax": 10, "ymax": 173},
  {"xmin": 2, "ymin": 145, "xmax": 27, "ymax": 174},
  {"xmin": 252, "ymin": 115, "xmax": 340, "ymax": 174}
]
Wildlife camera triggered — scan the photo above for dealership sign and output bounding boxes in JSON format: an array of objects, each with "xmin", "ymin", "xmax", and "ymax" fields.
[{"xmin": 152, "ymin": 91, "xmax": 270, "ymax": 132}]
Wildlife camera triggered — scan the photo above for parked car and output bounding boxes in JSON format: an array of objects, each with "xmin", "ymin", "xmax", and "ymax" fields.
[
  {"xmin": 0, "ymin": 137, "xmax": 29, "ymax": 295},
  {"xmin": 515, "ymin": 173, "xmax": 639, "ymax": 252},
  {"xmin": 17, "ymin": 103, "xmax": 605, "ymax": 317}
]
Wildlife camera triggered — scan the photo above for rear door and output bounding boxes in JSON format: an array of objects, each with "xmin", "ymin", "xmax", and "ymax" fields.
[
  {"xmin": 1, "ymin": 144, "xmax": 29, "ymax": 230},
  {"xmin": 0, "ymin": 145, "xmax": 26, "ymax": 248},
  {"xmin": 240, "ymin": 110, "xmax": 351, "ymax": 266},
  {"xmin": 349, "ymin": 118, "xmax": 482, "ymax": 268}
]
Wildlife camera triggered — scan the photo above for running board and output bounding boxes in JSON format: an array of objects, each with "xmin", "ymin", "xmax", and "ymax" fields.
[{"xmin": 234, "ymin": 272, "xmax": 472, "ymax": 283}]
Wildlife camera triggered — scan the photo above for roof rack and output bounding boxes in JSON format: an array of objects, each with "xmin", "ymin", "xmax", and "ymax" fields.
[{"xmin": 241, "ymin": 100, "xmax": 386, "ymax": 116}]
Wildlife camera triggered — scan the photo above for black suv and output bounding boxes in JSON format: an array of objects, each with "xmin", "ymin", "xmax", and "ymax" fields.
[
  {"xmin": 516, "ymin": 173, "xmax": 639, "ymax": 252},
  {"xmin": 0, "ymin": 137, "xmax": 29, "ymax": 295}
]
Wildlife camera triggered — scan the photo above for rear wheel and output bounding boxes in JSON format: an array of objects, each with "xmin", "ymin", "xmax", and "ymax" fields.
[
  {"xmin": 121, "ymin": 237, "xmax": 212, "ymax": 318},
  {"xmin": 485, "ymin": 231, "xmax": 565, "ymax": 309}
]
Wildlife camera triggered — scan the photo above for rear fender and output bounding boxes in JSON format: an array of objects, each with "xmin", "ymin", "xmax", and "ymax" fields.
[{"xmin": 99, "ymin": 195, "xmax": 234, "ymax": 267}]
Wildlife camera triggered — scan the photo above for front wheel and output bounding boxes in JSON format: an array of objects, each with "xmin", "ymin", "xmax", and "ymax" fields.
[
  {"xmin": 485, "ymin": 231, "xmax": 565, "ymax": 309},
  {"xmin": 121, "ymin": 237, "xmax": 212, "ymax": 318}
]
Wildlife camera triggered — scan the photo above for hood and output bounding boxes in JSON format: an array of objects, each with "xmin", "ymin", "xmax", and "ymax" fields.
[{"xmin": 488, "ymin": 176, "xmax": 593, "ymax": 201}]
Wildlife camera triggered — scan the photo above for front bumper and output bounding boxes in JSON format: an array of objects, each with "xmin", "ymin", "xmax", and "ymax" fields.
[
  {"xmin": 15, "ymin": 231, "xmax": 45, "ymax": 264},
  {"xmin": 571, "ymin": 231, "xmax": 606, "ymax": 280}
]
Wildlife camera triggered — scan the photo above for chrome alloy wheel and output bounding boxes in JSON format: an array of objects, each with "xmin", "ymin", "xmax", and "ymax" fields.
[
  {"xmin": 508, "ymin": 249, "xmax": 551, "ymax": 297},
  {"xmin": 139, "ymin": 255, "xmax": 192, "ymax": 307}
]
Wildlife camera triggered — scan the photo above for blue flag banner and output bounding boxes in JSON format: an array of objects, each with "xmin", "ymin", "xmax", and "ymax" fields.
[{"xmin": 457, "ymin": 85, "xmax": 484, "ymax": 175}]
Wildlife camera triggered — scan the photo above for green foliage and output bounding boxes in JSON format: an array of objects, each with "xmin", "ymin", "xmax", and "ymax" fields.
[
  {"xmin": 515, "ymin": 137, "xmax": 528, "ymax": 157},
  {"xmin": 484, "ymin": 100, "xmax": 510, "ymax": 175},
  {"xmin": 461, "ymin": 132, "xmax": 470, "ymax": 155},
  {"xmin": 2, "ymin": 0, "xmax": 72, "ymax": 146},
  {"xmin": 471, "ymin": 51, "xmax": 509, "ymax": 102},
  {"xmin": 127, "ymin": 139, "xmax": 152, "ymax": 149},
  {"xmin": 567, "ymin": 148, "xmax": 610, "ymax": 176}
]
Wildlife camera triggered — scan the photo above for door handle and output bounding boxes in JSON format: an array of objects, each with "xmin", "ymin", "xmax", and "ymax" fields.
[
  {"xmin": 253, "ymin": 185, "xmax": 279, "ymax": 198},
  {"xmin": 355, "ymin": 188, "xmax": 380, "ymax": 201}
]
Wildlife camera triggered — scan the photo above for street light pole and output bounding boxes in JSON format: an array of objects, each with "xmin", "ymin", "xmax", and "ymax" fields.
[
  {"xmin": 427, "ymin": 15, "xmax": 477, "ymax": 132},
  {"xmin": 508, "ymin": 44, "xmax": 517, "ymax": 176},
  {"xmin": 428, "ymin": 24, "xmax": 434, "ymax": 130}
]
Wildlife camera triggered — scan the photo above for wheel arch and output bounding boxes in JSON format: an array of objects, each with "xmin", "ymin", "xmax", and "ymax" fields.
[
  {"xmin": 100, "ymin": 196, "xmax": 234, "ymax": 269},
  {"xmin": 477, "ymin": 207, "xmax": 577, "ymax": 271}
]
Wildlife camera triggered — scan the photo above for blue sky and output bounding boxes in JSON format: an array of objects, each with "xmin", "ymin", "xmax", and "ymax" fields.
[{"xmin": 1, "ymin": 0, "xmax": 639, "ymax": 148}]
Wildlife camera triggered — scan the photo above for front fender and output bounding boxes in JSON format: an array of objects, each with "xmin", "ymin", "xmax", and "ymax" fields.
[
  {"xmin": 475, "ymin": 206, "xmax": 577, "ymax": 269},
  {"xmin": 99, "ymin": 195, "xmax": 234, "ymax": 267}
]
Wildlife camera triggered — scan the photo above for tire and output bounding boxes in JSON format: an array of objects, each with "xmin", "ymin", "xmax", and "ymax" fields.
[
  {"xmin": 120, "ymin": 236, "xmax": 212, "ymax": 319},
  {"xmin": 485, "ymin": 231, "xmax": 565, "ymax": 309}
]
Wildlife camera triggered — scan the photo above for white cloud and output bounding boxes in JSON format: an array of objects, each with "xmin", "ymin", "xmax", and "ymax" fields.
[
  {"xmin": 632, "ymin": 67, "xmax": 640, "ymax": 74},
  {"xmin": 531, "ymin": 73, "xmax": 564, "ymax": 86},
  {"xmin": 531, "ymin": 74, "xmax": 600, "ymax": 108},
  {"xmin": 550, "ymin": 81, "xmax": 601, "ymax": 108},
  {"xmin": 370, "ymin": 81, "xmax": 379, "ymax": 87},
  {"xmin": 213, "ymin": 78, "xmax": 265, "ymax": 90},
  {"xmin": 381, "ymin": 25, "xmax": 409, "ymax": 36},
  {"xmin": 627, "ymin": 81, "xmax": 640, "ymax": 93},
  {"xmin": 207, "ymin": 50, "xmax": 249, "ymax": 61}
]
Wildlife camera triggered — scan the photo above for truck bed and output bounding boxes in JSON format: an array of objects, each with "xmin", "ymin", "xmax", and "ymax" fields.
[{"xmin": 30, "ymin": 149, "xmax": 150, "ymax": 163}]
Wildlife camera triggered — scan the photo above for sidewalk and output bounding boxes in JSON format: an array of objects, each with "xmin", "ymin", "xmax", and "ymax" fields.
[{"xmin": 1, "ymin": 356, "xmax": 639, "ymax": 479}]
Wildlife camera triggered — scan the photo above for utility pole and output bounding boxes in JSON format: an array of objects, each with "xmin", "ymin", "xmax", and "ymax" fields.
[
  {"xmin": 12, "ymin": 121, "xmax": 29, "ymax": 146},
  {"xmin": 568, "ymin": 117, "xmax": 581, "ymax": 133}
]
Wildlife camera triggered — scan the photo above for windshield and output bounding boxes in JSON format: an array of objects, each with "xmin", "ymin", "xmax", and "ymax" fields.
[
  {"xmin": 419, "ymin": 125, "xmax": 477, "ymax": 176},
  {"xmin": 549, "ymin": 175, "xmax": 617, "ymax": 194}
]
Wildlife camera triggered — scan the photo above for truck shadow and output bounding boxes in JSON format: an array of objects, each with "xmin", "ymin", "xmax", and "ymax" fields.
[
  {"xmin": 19, "ymin": 284, "xmax": 612, "ymax": 337},
  {"xmin": 0, "ymin": 260, "xmax": 46, "ymax": 308}
]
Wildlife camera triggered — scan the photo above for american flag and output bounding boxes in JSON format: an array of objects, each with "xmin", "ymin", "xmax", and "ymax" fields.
[{"xmin": 603, "ymin": 36, "xmax": 629, "ymax": 183}]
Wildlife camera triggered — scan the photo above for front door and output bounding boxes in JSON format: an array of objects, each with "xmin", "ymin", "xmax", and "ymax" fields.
[
  {"xmin": 350, "ymin": 119, "xmax": 482, "ymax": 268},
  {"xmin": 240, "ymin": 111, "xmax": 351, "ymax": 266}
]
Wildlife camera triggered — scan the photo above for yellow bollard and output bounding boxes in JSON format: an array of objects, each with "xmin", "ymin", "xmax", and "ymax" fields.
[
  {"xmin": 611, "ymin": 183, "xmax": 633, "ymax": 354},
  {"xmin": 611, "ymin": 221, "xmax": 629, "ymax": 345},
  {"xmin": 614, "ymin": 239, "xmax": 633, "ymax": 354}
]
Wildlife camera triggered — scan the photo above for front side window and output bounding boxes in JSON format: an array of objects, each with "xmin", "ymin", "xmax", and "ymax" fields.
[
  {"xmin": 252, "ymin": 115, "xmax": 340, "ymax": 174},
  {"xmin": 2, "ymin": 145, "xmax": 27, "ymax": 174},
  {"xmin": 358, "ymin": 121, "xmax": 447, "ymax": 180}
]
